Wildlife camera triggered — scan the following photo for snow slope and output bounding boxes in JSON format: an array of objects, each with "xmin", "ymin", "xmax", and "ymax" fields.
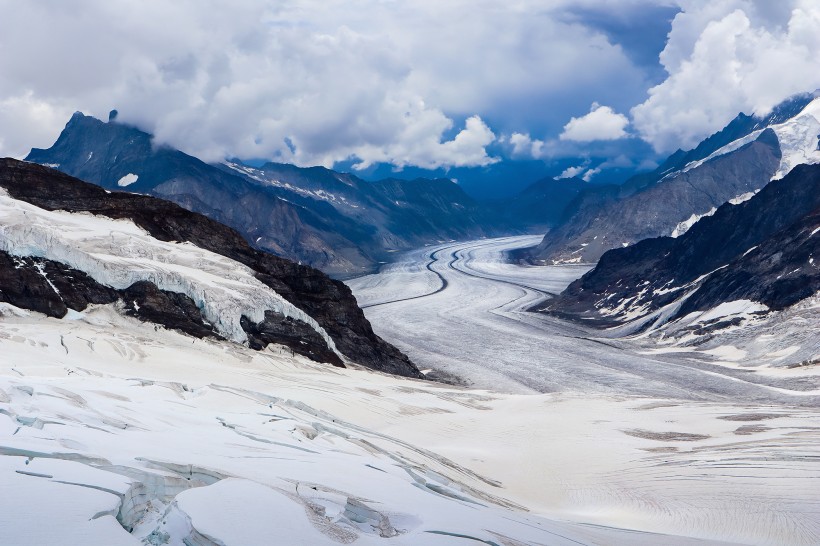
[
  {"xmin": 2, "ymin": 304, "xmax": 820, "ymax": 545},
  {"xmin": 683, "ymin": 97, "xmax": 820, "ymax": 181},
  {"xmin": 0, "ymin": 188, "xmax": 336, "ymax": 351}
]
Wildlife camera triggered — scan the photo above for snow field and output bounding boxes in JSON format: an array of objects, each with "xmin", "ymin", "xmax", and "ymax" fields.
[{"xmin": 0, "ymin": 305, "xmax": 766, "ymax": 545}]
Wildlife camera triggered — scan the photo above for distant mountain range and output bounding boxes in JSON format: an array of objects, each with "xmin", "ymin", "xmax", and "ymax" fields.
[
  {"xmin": 526, "ymin": 92, "xmax": 820, "ymax": 264},
  {"xmin": 26, "ymin": 114, "xmax": 517, "ymax": 277},
  {"xmin": 24, "ymin": 112, "xmax": 612, "ymax": 277},
  {"xmin": 497, "ymin": 175, "xmax": 587, "ymax": 233}
]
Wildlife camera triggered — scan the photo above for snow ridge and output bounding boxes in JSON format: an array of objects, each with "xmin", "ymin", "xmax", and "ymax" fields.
[
  {"xmin": 0, "ymin": 188, "xmax": 338, "ymax": 352},
  {"xmin": 680, "ymin": 97, "xmax": 820, "ymax": 181}
]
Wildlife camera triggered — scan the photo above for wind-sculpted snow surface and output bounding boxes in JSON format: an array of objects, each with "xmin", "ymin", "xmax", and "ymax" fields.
[{"xmin": 2, "ymin": 304, "xmax": 820, "ymax": 545}]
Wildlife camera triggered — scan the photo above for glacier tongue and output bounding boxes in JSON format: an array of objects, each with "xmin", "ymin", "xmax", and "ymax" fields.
[{"xmin": 0, "ymin": 188, "xmax": 337, "ymax": 352}]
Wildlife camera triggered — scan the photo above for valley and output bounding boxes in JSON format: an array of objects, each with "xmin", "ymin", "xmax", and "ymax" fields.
[
  {"xmin": 348, "ymin": 236, "xmax": 820, "ymax": 404},
  {"xmin": 3, "ymin": 4, "xmax": 820, "ymax": 545}
]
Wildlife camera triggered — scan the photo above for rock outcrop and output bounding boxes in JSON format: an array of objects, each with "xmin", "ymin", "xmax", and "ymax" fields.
[
  {"xmin": 527, "ymin": 92, "xmax": 818, "ymax": 264},
  {"xmin": 0, "ymin": 158, "xmax": 420, "ymax": 377},
  {"xmin": 542, "ymin": 163, "xmax": 820, "ymax": 328}
]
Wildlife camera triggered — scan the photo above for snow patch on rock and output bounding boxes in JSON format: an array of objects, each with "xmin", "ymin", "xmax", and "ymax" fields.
[
  {"xmin": 671, "ymin": 208, "xmax": 717, "ymax": 238},
  {"xmin": 116, "ymin": 173, "xmax": 138, "ymax": 187},
  {"xmin": 695, "ymin": 300, "xmax": 769, "ymax": 324},
  {"xmin": 679, "ymin": 97, "xmax": 820, "ymax": 182}
]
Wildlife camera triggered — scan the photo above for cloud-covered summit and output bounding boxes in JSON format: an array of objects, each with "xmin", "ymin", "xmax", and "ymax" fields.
[
  {"xmin": 632, "ymin": 0, "xmax": 820, "ymax": 152},
  {"xmin": 0, "ymin": 1, "xmax": 818, "ymax": 175}
]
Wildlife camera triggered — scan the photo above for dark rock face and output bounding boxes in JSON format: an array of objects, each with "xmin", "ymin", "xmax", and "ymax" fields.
[
  {"xmin": 0, "ymin": 252, "xmax": 118, "ymax": 318},
  {"xmin": 0, "ymin": 158, "xmax": 421, "ymax": 377},
  {"xmin": 543, "ymin": 163, "xmax": 820, "ymax": 326},
  {"xmin": 500, "ymin": 176, "xmax": 587, "ymax": 232},
  {"xmin": 0, "ymin": 253, "xmax": 219, "ymax": 341},
  {"xmin": 241, "ymin": 312, "xmax": 343, "ymax": 367},
  {"xmin": 525, "ymin": 93, "xmax": 818, "ymax": 265},
  {"xmin": 530, "ymin": 130, "xmax": 782, "ymax": 264},
  {"xmin": 121, "ymin": 281, "xmax": 218, "ymax": 340},
  {"xmin": 677, "ymin": 208, "xmax": 820, "ymax": 315},
  {"xmin": 26, "ymin": 114, "xmax": 509, "ymax": 277}
]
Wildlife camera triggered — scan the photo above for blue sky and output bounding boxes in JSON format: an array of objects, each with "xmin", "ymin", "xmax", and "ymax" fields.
[{"xmin": 1, "ymin": 1, "xmax": 819, "ymax": 197}]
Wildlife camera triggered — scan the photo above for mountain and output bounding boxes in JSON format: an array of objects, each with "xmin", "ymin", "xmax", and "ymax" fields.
[
  {"xmin": 221, "ymin": 161, "xmax": 503, "ymax": 253},
  {"xmin": 349, "ymin": 157, "xmax": 643, "ymax": 200},
  {"xmin": 542, "ymin": 162, "xmax": 820, "ymax": 338},
  {"xmin": 26, "ymin": 114, "xmax": 506, "ymax": 278},
  {"xmin": 498, "ymin": 176, "xmax": 587, "ymax": 232},
  {"xmin": 0, "ymin": 158, "xmax": 420, "ymax": 377},
  {"xmin": 528, "ymin": 92, "xmax": 820, "ymax": 264}
]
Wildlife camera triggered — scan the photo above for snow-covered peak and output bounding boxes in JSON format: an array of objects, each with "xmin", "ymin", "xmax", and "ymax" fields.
[
  {"xmin": 680, "ymin": 97, "xmax": 820, "ymax": 181},
  {"xmin": 771, "ymin": 97, "xmax": 820, "ymax": 180},
  {"xmin": 0, "ymin": 188, "xmax": 338, "ymax": 353}
]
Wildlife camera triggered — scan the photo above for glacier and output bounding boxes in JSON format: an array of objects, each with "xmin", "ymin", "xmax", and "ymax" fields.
[
  {"xmin": 0, "ymin": 188, "xmax": 337, "ymax": 352},
  {"xmin": 2, "ymin": 301, "xmax": 820, "ymax": 545},
  {"xmin": 0, "ymin": 201, "xmax": 818, "ymax": 544}
]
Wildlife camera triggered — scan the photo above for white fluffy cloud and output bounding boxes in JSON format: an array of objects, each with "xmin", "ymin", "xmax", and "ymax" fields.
[
  {"xmin": 557, "ymin": 163, "xmax": 600, "ymax": 181},
  {"xmin": 508, "ymin": 133, "xmax": 545, "ymax": 158},
  {"xmin": 0, "ymin": 0, "xmax": 654, "ymax": 168},
  {"xmin": 632, "ymin": 0, "xmax": 820, "ymax": 151},
  {"xmin": 559, "ymin": 103, "xmax": 630, "ymax": 142},
  {"xmin": 558, "ymin": 165, "xmax": 587, "ymax": 179},
  {"xmin": 3, "ymin": 1, "xmax": 809, "ymax": 168}
]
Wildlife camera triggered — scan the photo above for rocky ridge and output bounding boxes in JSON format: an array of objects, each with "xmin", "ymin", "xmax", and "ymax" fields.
[
  {"xmin": 0, "ymin": 158, "xmax": 420, "ymax": 377},
  {"xmin": 528, "ymin": 92, "xmax": 819, "ymax": 264},
  {"xmin": 27, "ymin": 114, "xmax": 507, "ymax": 277},
  {"xmin": 542, "ymin": 163, "xmax": 820, "ymax": 332}
]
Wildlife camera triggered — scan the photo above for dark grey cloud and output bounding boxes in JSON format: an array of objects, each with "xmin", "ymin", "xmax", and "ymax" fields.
[{"xmin": 557, "ymin": 3, "xmax": 680, "ymax": 83}]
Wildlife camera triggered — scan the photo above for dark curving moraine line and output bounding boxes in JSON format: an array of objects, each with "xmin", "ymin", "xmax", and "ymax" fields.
[
  {"xmin": 360, "ymin": 245, "xmax": 455, "ymax": 309},
  {"xmin": 446, "ymin": 243, "xmax": 560, "ymax": 298}
]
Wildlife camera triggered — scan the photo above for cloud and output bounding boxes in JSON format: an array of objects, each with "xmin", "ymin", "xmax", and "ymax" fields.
[
  {"xmin": 559, "ymin": 103, "xmax": 630, "ymax": 141},
  {"xmin": 557, "ymin": 158, "xmax": 604, "ymax": 181},
  {"xmin": 581, "ymin": 167, "xmax": 601, "ymax": 181},
  {"xmin": 9, "ymin": 1, "xmax": 808, "ymax": 170},
  {"xmin": 347, "ymin": 115, "xmax": 499, "ymax": 170},
  {"xmin": 632, "ymin": 0, "xmax": 820, "ymax": 152},
  {"xmin": 508, "ymin": 132, "xmax": 545, "ymax": 158},
  {"xmin": 0, "ymin": 92, "xmax": 68, "ymax": 159},
  {"xmin": 558, "ymin": 165, "xmax": 587, "ymax": 179},
  {"xmin": 0, "ymin": 0, "xmax": 658, "ymax": 169}
]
